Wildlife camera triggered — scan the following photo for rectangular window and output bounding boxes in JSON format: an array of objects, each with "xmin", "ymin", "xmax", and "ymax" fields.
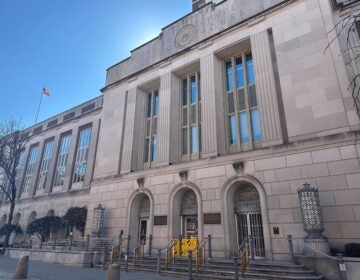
[
  {"xmin": 181, "ymin": 72, "xmax": 201, "ymax": 159},
  {"xmin": 144, "ymin": 90, "xmax": 159, "ymax": 166},
  {"xmin": 53, "ymin": 134, "xmax": 72, "ymax": 188},
  {"xmin": 37, "ymin": 140, "xmax": 54, "ymax": 190},
  {"xmin": 22, "ymin": 145, "xmax": 39, "ymax": 193},
  {"xmin": 72, "ymin": 127, "xmax": 92, "ymax": 184},
  {"xmin": 225, "ymin": 52, "xmax": 261, "ymax": 150}
]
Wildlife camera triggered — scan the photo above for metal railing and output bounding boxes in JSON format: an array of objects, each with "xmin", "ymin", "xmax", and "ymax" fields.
[
  {"xmin": 238, "ymin": 238, "xmax": 249, "ymax": 276},
  {"xmin": 164, "ymin": 239, "xmax": 176, "ymax": 270},
  {"xmin": 195, "ymin": 239, "xmax": 207, "ymax": 273},
  {"xmin": 132, "ymin": 241, "xmax": 145, "ymax": 268},
  {"xmin": 110, "ymin": 237, "xmax": 124, "ymax": 264}
]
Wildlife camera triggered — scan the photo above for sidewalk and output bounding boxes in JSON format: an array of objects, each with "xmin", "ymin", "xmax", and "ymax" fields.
[{"xmin": 0, "ymin": 256, "xmax": 186, "ymax": 280}]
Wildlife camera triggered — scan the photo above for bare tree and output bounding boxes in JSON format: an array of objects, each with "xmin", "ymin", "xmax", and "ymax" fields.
[
  {"xmin": 326, "ymin": 4, "xmax": 360, "ymax": 118},
  {"xmin": 0, "ymin": 118, "xmax": 26, "ymax": 248}
]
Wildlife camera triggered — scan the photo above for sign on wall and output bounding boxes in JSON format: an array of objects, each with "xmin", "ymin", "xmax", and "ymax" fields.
[{"xmin": 203, "ymin": 213, "xmax": 221, "ymax": 224}]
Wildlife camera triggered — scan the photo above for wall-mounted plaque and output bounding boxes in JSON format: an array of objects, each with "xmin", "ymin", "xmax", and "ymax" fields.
[
  {"xmin": 154, "ymin": 215, "xmax": 167, "ymax": 226},
  {"xmin": 204, "ymin": 213, "xmax": 221, "ymax": 225}
]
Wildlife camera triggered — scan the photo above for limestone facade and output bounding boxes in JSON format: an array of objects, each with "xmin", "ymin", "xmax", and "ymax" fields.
[{"xmin": 1, "ymin": 0, "xmax": 360, "ymax": 261}]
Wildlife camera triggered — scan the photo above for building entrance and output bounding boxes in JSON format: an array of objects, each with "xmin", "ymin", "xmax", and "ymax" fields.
[{"xmin": 234, "ymin": 184, "xmax": 265, "ymax": 258}]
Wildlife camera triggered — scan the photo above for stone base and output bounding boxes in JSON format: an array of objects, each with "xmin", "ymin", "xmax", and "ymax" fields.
[{"xmin": 304, "ymin": 238, "xmax": 330, "ymax": 256}]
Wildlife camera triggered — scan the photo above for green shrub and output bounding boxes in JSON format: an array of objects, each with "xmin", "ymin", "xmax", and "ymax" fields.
[{"xmin": 345, "ymin": 243, "xmax": 360, "ymax": 257}]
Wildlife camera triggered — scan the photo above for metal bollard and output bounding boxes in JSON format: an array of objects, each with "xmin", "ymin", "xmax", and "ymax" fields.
[
  {"xmin": 86, "ymin": 234, "xmax": 90, "ymax": 251},
  {"xmin": 156, "ymin": 249, "xmax": 161, "ymax": 274},
  {"xmin": 188, "ymin": 250, "xmax": 193, "ymax": 280},
  {"xmin": 249, "ymin": 235, "xmax": 255, "ymax": 262},
  {"xmin": 107, "ymin": 263, "xmax": 120, "ymax": 280},
  {"xmin": 29, "ymin": 239, "xmax": 32, "ymax": 249},
  {"xmin": 102, "ymin": 247, "xmax": 107, "ymax": 270},
  {"xmin": 287, "ymin": 235, "xmax": 294, "ymax": 262},
  {"xmin": 13, "ymin": 255, "xmax": 29, "ymax": 279},
  {"xmin": 233, "ymin": 253, "xmax": 239, "ymax": 280},
  {"xmin": 208, "ymin": 234, "xmax": 212, "ymax": 259},
  {"xmin": 148, "ymin": 234, "xmax": 153, "ymax": 256},
  {"xmin": 39, "ymin": 239, "xmax": 43, "ymax": 249},
  {"xmin": 52, "ymin": 238, "xmax": 56, "ymax": 250}
]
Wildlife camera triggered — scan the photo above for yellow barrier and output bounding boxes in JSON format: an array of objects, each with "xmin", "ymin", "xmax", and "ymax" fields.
[{"xmin": 173, "ymin": 237, "xmax": 198, "ymax": 257}]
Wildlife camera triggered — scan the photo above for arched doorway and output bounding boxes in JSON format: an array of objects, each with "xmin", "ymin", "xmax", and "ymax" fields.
[
  {"xmin": 128, "ymin": 193, "xmax": 152, "ymax": 247},
  {"xmin": 234, "ymin": 184, "xmax": 265, "ymax": 257},
  {"xmin": 222, "ymin": 176, "xmax": 271, "ymax": 259},
  {"xmin": 170, "ymin": 186, "xmax": 202, "ymax": 239},
  {"xmin": 27, "ymin": 211, "xmax": 37, "ymax": 225},
  {"xmin": 13, "ymin": 213, "xmax": 21, "ymax": 225},
  {"xmin": 0, "ymin": 214, "xmax": 7, "ymax": 226},
  {"xmin": 46, "ymin": 209, "xmax": 55, "ymax": 217}
]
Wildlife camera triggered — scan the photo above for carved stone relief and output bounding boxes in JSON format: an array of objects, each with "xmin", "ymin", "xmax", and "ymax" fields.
[{"xmin": 175, "ymin": 25, "xmax": 197, "ymax": 49}]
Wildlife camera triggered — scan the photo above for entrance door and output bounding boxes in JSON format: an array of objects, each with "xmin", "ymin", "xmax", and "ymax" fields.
[
  {"xmin": 139, "ymin": 219, "xmax": 147, "ymax": 243},
  {"xmin": 237, "ymin": 212, "xmax": 265, "ymax": 257},
  {"xmin": 183, "ymin": 216, "xmax": 198, "ymax": 238}
]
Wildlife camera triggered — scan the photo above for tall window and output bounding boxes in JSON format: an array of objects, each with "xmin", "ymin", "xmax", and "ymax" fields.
[
  {"xmin": 144, "ymin": 90, "xmax": 159, "ymax": 166},
  {"xmin": 22, "ymin": 145, "xmax": 39, "ymax": 194},
  {"xmin": 53, "ymin": 134, "xmax": 71, "ymax": 188},
  {"xmin": 182, "ymin": 73, "xmax": 201, "ymax": 159},
  {"xmin": 37, "ymin": 140, "xmax": 54, "ymax": 190},
  {"xmin": 72, "ymin": 127, "xmax": 92, "ymax": 184},
  {"xmin": 225, "ymin": 53, "xmax": 261, "ymax": 150}
]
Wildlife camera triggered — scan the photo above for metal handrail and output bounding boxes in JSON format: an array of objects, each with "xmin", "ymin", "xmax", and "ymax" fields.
[
  {"xmin": 163, "ymin": 239, "xmax": 176, "ymax": 270},
  {"xmin": 110, "ymin": 237, "xmax": 124, "ymax": 264},
  {"xmin": 195, "ymin": 238, "xmax": 207, "ymax": 273},
  {"xmin": 132, "ymin": 241, "xmax": 145, "ymax": 267},
  {"xmin": 238, "ymin": 238, "xmax": 249, "ymax": 275}
]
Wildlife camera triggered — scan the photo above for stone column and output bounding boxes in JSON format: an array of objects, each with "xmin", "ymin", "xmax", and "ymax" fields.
[
  {"xmin": 62, "ymin": 128, "xmax": 78, "ymax": 191},
  {"xmin": 200, "ymin": 53, "xmax": 226, "ymax": 158},
  {"xmin": 250, "ymin": 29, "xmax": 286, "ymax": 147},
  {"xmin": 120, "ymin": 88, "xmax": 147, "ymax": 173},
  {"xmin": 157, "ymin": 72, "xmax": 181, "ymax": 166},
  {"xmin": 44, "ymin": 134, "xmax": 60, "ymax": 194},
  {"xmin": 83, "ymin": 118, "xmax": 101, "ymax": 187}
]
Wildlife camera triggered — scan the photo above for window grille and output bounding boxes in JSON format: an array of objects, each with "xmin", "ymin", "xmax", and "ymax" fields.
[
  {"xmin": 144, "ymin": 90, "xmax": 159, "ymax": 167},
  {"xmin": 53, "ymin": 134, "xmax": 72, "ymax": 188},
  {"xmin": 22, "ymin": 145, "xmax": 39, "ymax": 193},
  {"xmin": 37, "ymin": 140, "xmax": 54, "ymax": 190},
  {"xmin": 72, "ymin": 127, "xmax": 92, "ymax": 184}
]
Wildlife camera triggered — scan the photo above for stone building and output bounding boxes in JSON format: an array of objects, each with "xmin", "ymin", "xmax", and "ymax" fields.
[{"xmin": 1, "ymin": 0, "xmax": 360, "ymax": 261}]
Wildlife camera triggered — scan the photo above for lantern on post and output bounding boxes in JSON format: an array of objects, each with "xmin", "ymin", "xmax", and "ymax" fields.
[
  {"xmin": 298, "ymin": 183, "xmax": 330, "ymax": 256},
  {"xmin": 92, "ymin": 204, "xmax": 105, "ymax": 237}
]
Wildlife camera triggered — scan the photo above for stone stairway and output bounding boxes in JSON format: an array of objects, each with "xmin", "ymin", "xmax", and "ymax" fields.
[{"xmin": 112, "ymin": 256, "xmax": 323, "ymax": 280}]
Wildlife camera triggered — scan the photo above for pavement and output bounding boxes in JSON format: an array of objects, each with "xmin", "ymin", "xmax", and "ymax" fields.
[{"xmin": 0, "ymin": 256, "xmax": 186, "ymax": 280}]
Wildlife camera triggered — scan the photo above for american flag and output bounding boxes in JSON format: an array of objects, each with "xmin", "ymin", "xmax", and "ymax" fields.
[{"xmin": 42, "ymin": 88, "xmax": 51, "ymax": 96}]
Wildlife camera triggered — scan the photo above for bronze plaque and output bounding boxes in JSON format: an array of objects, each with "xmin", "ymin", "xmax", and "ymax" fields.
[
  {"xmin": 154, "ymin": 215, "xmax": 167, "ymax": 226},
  {"xmin": 204, "ymin": 213, "xmax": 221, "ymax": 225}
]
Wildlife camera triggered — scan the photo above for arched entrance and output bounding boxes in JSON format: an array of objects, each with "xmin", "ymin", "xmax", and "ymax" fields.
[
  {"xmin": 128, "ymin": 192, "xmax": 152, "ymax": 248},
  {"xmin": 234, "ymin": 184, "xmax": 265, "ymax": 257},
  {"xmin": 13, "ymin": 213, "xmax": 21, "ymax": 225},
  {"xmin": 0, "ymin": 214, "xmax": 7, "ymax": 226},
  {"xmin": 171, "ymin": 187, "xmax": 201, "ymax": 239},
  {"xmin": 222, "ymin": 176, "xmax": 271, "ymax": 259}
]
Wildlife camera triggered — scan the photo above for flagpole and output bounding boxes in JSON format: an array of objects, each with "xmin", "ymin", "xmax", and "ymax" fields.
[{"xmin": 34, "ymin": 89, "xmax": 44, "ymax": 126}]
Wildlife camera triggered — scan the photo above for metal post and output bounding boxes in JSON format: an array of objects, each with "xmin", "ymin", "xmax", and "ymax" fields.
[
  {"xmin": 148, "ymin": 234, "xmax": 153, "ymax": 256},
  {"xmin": 39, "ymin": 239, "xmax": 43, "ymax": 249},
  {"xmin": 102, "ymin": 247, "xmax": 107, "ymax": 270},
  {"xmin": 86, "ymin": 234, "xmax": 90, "ymax": 251},
  {"xmin": 126, "ymin": 235, "xmax": 131, "ymax": 255},
  {"xmin": 68, "ymin": 234, "xmax": 73, "ymax": 251},
  {"xmin": 233, "ymin": 253, "xmax": 239, "ymax": 280},
  {"xmin": 337, "ymin": 254, "xmax": 347, "ymax": 280},
  {"xmin": 157, "ymin": 249, "xmax": 161, "ymax": 275},
  {"xmin": 208, "ymin": 234, "xmax": 212, "ymax": 259},
  {"xmin": 249, "ymin": 235, "xmax": 255, "ymax": 262},
  {"xmin": 188, "ymin": 250, "xmax": 193, "ymax": 280},
  {"xmin": 287, "ymin": 235, "xmax": 294, "ymax": 262},
  {"xmin": 52, "ymin": 238, "xmax": 56, "ymax": 250},
  {"xmin": 179, "ymin": 234, "xmax": 183, "ymax": 256},
  {"xmin": 29, "ymin": 239, "xmax": 32, "ymax": 249}
]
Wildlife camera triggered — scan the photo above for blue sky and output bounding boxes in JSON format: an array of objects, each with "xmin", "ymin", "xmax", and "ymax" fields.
[{"xmin": 0, "ymin": 1, "xmax": 191, "ymax": 127}]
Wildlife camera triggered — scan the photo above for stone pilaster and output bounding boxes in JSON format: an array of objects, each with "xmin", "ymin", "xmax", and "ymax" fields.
[
  {"xmin": 200, "ymin": 54, "xmax": 226, "ymax": 158},
  {"xmin": 250, "ymin": 30, "xmax": 286, "ymax": 146}
]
